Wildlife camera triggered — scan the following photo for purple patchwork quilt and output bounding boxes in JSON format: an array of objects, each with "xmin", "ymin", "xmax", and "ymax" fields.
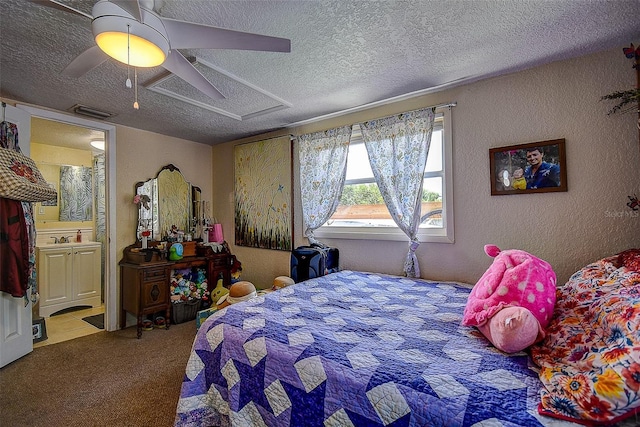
[{"xmin": 175, "ymin": 270, "xmax": 556, "ymax": 426}]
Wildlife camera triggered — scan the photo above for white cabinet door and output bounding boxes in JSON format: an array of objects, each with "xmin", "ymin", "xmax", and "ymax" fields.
[
  {"xmin": 72, "ymin": 245, "xmax": 101, "ymax": 300},
  {"xmin": 0, "ymin": 103, "xmax": 33, "ymax": 368},
  {"xmin": 38, "ymin": 247, "xmax": 73, "ymax": 308}
]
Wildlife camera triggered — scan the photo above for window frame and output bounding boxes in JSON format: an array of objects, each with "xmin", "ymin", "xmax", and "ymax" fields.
[{"xmin": 314, "ymin": 106, "xmax": 454, "ymax": 243}]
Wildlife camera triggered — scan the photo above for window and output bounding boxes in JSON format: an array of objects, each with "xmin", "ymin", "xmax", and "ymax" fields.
[{"xmin": 315, "ymin": 107, "xmax": 453, "ymax": 242}]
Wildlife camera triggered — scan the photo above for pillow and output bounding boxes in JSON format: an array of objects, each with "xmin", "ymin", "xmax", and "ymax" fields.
[
  {"xmin": 531, "ymin": 254, "xmax": 640, "ymax": 424},
  {"xmin": 618, "ymin": 248, "xmax": 640, "ymax": 271}
]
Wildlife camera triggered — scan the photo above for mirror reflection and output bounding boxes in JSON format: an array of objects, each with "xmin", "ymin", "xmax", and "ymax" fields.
[
  {"xmin": 60, "ymin": 165, "xmax": 93, "ymax": 221},
  {"xmin": 135, "ymin": 164, "xmax": 201, "ymax": 241},
  {"xmin": 37, "ymin": 163, "xmax": 95, "ymax": 223},
  {"xmin": 32, "ymin": 117, "xmax": 105, "ymax": 226}
]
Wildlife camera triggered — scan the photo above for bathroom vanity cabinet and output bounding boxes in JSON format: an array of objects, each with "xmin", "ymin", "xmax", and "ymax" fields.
[{"xmin": 36, "ymin": 242, "xmax": 102, "ymax": 317}]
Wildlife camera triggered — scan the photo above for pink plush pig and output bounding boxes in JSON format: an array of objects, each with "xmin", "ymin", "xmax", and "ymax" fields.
[{"xmin": 462, "ymin": 245, "xmax": 557, "ymax": 353}]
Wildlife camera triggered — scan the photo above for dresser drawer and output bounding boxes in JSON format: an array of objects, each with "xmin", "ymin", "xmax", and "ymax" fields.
[
  {"xmin": 210, "ymin": 256, "xmax": 232, "ymax": 267},
  {"xmin": 143, "ymin": 267, "xmax": 167, "ymax": 281}
]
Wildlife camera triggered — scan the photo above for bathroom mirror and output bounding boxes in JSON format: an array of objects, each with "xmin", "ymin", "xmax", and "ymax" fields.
[
  {"xmin": 37, "ymin": 163, "xmax": 94, "ymax": 222},
  {"xmin": 32, "ymin": 117, "xmax": 106, "ymax": 226},
  {"xmin": 135, "ymin": 164, "xmax": 201, "ymax": 241}
]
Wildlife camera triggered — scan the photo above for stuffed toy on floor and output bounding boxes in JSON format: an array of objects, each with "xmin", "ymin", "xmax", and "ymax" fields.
[{"xmin": 462, "ymin": 244, "xmax": 557, "ymax": 353}]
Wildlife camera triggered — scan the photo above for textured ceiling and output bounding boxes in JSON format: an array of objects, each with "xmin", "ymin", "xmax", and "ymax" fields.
[{"xmin": 1, "ymin": 0, "xmax": 639, "ymax": 146}]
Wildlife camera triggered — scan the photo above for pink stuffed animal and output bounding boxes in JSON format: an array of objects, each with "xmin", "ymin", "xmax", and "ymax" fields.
[{"xmin": 462, "ymin": 245, "xmax": 556, "ymax": 353}]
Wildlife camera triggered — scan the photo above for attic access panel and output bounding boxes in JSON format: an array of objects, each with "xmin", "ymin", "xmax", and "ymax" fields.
[{"xmin": 144, "ymin": 57, "xmax": 292, "ymax": 121}]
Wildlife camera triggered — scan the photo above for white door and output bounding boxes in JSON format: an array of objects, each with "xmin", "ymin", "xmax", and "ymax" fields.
[{"xmin": 0, "ymin": 104, "xmax": 34, "ymax": 368}]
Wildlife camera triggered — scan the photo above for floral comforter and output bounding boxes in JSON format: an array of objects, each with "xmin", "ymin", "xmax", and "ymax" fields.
[{"xmin": 531, "ymin": 252, "xmax": 640, "ymax": 425}]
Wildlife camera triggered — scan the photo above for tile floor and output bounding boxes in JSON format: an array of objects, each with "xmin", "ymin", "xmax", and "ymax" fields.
[{"xmin": 33, "ymin": 305, "xmax": 105, "ymax": 348}]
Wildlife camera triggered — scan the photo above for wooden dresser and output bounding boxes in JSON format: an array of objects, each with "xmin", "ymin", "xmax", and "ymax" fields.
[{"xmin": 119, "ymin": 243, "xmax": 236, "ymax": 338}]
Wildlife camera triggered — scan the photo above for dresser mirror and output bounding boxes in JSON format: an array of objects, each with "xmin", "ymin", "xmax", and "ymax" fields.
[{"xmin": 135, "ymin": 164, "xmax": 201, "ymax": 241}]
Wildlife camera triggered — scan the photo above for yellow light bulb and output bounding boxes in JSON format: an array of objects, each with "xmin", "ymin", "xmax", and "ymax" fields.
[{"xmin": 95, "ymin": 32, "xmax": 166, "ymax": 67}]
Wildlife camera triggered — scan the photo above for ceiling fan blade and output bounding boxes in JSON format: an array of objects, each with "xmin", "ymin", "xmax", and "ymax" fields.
[
  {"xmin": 63, "ymin": 46, "xmax": 109, "ymax": 78},
  {"xmin": 161, "ymin": 18, "xmax": 291, "ymax": 53},
  {"xmin": 108, "ymin": 0, "xmax": 143, "ymax": 22},
  {"xmin": 27, "ymin": 0, "xmax": 93, "ymax": 19},
  {"xmin": 161, "ymin": 50, "xmax": 225, "ymax": 100}
]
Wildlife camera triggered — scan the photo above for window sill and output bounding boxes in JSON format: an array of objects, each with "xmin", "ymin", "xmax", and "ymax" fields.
[{"xmin": 314, "ymin": 227, "xmax": 454, "ymax": 243}]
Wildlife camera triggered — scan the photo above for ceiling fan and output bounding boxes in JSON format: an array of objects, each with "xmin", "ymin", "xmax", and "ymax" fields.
[{"xmin": 30, "ymin": 0, "xmax": 291, "ymax": 102}]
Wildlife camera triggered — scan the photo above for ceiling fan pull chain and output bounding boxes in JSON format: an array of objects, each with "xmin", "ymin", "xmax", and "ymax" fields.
[
  {"xmin": 125, "ymin": 24, "xmax": 132, "ymax": 89},
  {"xmin": 134, "ymin": 68, "xmax": 140, "ymax": 110}
]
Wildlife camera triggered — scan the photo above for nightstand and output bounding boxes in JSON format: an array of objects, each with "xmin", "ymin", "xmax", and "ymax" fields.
[{"xmin": 120, "ymin": 262, "xmax": 171, "ymax": 338}]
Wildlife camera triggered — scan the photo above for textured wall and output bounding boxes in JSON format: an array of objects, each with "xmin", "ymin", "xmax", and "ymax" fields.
[
  {"xmin": 114, "ymin": 126, "xmax": 213, "ymax": 267},
  {"xmin": 213, "ymin": 47, "xmax": 640, "ymax": 288},
  {"xmin": 438, "ymin": 48, "xmax": 639, "ymax": 285}
]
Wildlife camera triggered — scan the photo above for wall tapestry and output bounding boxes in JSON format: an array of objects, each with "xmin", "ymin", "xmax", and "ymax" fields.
[
  {"xmin": 234, "ymin": 136, "xmax": 292, "ymax": 251},
  {"xmin": 59, "ymin": 165, "xmax": 93, "ymax": 221}
]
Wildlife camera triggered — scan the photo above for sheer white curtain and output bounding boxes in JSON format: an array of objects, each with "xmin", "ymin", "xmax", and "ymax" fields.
[
  {"xmin": 360, "ymin": 108, "xmax": 435, "ymax": 277},
  {"xmin": 298, "ymin": 125, "xmax": 352, "ymax": 245}
]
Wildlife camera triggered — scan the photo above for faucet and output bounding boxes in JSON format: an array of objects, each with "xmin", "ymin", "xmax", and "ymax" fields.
[{"xmin": 50, "ymin": 236, "xmax": 72, "ymax": 244}]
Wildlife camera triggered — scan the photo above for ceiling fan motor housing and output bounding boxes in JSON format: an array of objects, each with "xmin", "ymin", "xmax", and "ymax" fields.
[{"xmin": 92, "ymin": 0, "xmax": 169, "ymax": 67}]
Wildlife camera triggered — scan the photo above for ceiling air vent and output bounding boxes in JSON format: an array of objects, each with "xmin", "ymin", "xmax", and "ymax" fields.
[{"xmin": 68, "ymin": 104, "xmax": 114, "ymax": 120}]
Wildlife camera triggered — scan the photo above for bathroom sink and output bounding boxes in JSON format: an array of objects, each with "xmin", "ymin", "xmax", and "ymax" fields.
[{"xmin": 38, "ymin": 241, "xmax": 100, "ymax": 248}]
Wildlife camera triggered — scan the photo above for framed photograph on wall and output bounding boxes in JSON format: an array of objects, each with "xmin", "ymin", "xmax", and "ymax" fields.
[
  {"xmin": 234, "ymin": 136, "xmax": 293, "ymax": 251},
  {"xmin": 489, "ymin": 138, "xmax": 567, "ymax": 195}
]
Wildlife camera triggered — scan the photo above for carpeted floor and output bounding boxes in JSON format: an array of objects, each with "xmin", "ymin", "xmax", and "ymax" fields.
[
  {"xmin": 0, "ymin": 321, "xmax": 197, "ymax": 427},
  {"xmin": 82, "ymin": 313, "xmax": 105, "ymax": 329}
]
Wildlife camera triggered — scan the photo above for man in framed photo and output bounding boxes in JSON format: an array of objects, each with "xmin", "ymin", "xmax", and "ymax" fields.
[{"xmin": 524, "ymin": 147, "xmax": 560, "ymax": 189}]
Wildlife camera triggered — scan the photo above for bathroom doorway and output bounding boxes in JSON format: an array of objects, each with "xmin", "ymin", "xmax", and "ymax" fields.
[
  {"xmin": 31, "ymin": 117, "xmax": 106, "ymax": 345},
  {"xmin": 19, "ymin": 105, "xmax": 118, "ymax": 342}
]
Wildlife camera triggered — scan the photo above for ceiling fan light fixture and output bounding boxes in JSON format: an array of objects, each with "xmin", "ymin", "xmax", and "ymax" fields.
[
  {"xmin": 95, "ymin": 30, "xmax": 167, "ymax": 67},
  {"xmin": 91, "ymin": 1, "xmax": 170, "ymax": 68}
]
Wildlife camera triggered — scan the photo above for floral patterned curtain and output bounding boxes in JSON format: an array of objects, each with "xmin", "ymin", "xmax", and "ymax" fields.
[
  {"xmin": 298, "ymin": 125, "xmax": 351, "ymax": 245},
  {"xmin": 360, "ymin": 107, "xmax": 435, "ymax": 277}
]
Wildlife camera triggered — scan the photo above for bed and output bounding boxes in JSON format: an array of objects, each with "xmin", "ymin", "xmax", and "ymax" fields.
[{"xmin": 174, "ymin": 270, "xmax": 566, "ymax": 426}]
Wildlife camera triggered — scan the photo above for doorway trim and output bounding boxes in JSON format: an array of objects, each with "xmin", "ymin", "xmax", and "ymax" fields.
[{"xmin": 18, "ymin": 105, "xmax": 118, "ymax": 332}]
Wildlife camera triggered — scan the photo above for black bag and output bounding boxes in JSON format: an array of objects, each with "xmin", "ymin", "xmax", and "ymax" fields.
[{"xmin": 290, "ymin": 244, "xmax": 339, "ymax": 283}]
